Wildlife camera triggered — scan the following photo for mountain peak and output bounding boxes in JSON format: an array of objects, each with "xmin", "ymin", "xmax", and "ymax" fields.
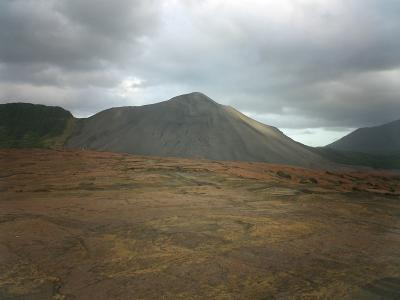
[
  {"xmin": 64, "ymin": 92, "xmax": 329, "ymax": 167},
  {"xmin": 168, "ymin": 92, "xmax": 218, "ymax": 106}
]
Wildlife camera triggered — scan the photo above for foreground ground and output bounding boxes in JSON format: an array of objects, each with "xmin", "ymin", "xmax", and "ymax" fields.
[{"xmin": 0, "ymin": 149, "xmax": 400, "ymax": 299}]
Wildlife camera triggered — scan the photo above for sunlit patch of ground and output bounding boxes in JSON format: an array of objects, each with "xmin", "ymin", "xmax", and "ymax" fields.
[{"xmin": 0, "ymin": 149, "xmax": 399, "ymax": 299}]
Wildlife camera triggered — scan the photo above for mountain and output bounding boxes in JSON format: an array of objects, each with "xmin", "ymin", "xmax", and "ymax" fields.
[
  {"xmin": 312, "ymin": 147, "xmax": 400, "ymax": 170},
  {"xmin": 326, "ymin": 119, "xmax": 400, "ymax": 155},
  {"xmin": 66, "ymin": 92, "xmax": 329, "ymax": 167},
  {"xmin": 0, "ymin": 103, "xmax": 76, "ymax": 148},
  {"xmin": 4, "ymin": 94, "xmax": 400, "ymax": 169}
]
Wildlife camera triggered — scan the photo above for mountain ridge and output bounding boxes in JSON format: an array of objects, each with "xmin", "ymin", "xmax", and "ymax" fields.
[
  {"xmin": 3, "ymin": 92, "xmax": 398, "ymax": 169},
  {"xmin": 65, "ymin": 92, "xmax": 330, "ymax": 168},
  {"xmin": 0, "ymin": 102, "xmax": 76, "ymax": 148},
  {"xmin": 326, "ymin": 118, "xmax": 400, "ymax": 155}
]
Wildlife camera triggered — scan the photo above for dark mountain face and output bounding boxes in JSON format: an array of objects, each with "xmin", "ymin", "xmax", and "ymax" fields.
[
  {"xmin": 66, "ymin": 92, "xmax": 329, "ymax": 167},
  {"xmin": 0, "ymin": 103, "xmax": 75, "ymax": 148},
  {"xmin": 326, "ymin": 119, "xmax": 400, "ymax": 155},
  {"xmin": 2, "ymin": 95, "xmax": 399, "ymax": 169},
  {"xmin": 0, "ymin": 93, "xmax": 332, "ymax": 167}
]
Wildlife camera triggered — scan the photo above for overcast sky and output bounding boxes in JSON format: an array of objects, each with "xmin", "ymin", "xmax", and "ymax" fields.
[{"xmin": 1, "ymin": 0, "xmax": 400, "ymax": 146}]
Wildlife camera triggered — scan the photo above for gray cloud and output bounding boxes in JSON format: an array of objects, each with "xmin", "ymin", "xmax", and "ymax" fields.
[
  {"xmin": 1, "ymin": 0, "xmax": 400, "ymax": 137},
  {"xmin": 0, "ymin": 0, "xmax": 161, "ymax": 115},
  {"xmin": 0, "ymin": 0, "xmax": 159, "ymax": 68}
]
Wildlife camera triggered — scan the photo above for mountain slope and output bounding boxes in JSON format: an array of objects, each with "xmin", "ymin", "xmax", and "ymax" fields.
[
  {"xmin": 66, "ymin": 92, "xmax": 329, "ymax": 167},
  {"xmin": 312, "ymin": 147, "xmax": 400, "ymax": 170},
  {"xmin": 0, "ymin": 103, "xmax": 76, "ymax": 148},
  {"xmin": 326, "ymin": 119, "xmax": 400, "ymax": 155}
]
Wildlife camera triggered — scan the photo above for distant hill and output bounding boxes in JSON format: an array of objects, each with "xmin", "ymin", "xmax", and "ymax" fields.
[
  {"xmin": 66, "ymin": 92, "xmax": 329, "ymax": 168},
  {"xmin": 326, "ymin": 119, "xmax": 400, "ymax": 155},
  {"xmin": 0, "ymin": 103, "xmax": 76, "ymax": 148},
  {"xmin": 312, "ymin": 147, "xmax": 400, "ymax": 170}
]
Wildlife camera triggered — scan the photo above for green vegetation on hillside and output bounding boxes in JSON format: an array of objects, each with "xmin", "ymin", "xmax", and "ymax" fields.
[{"xmin": 0, "ymin": 103, "xmax": 76, "ymax": 148}]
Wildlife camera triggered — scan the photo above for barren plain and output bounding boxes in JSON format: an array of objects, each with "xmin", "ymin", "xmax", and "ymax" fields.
[{"xmin": 1, "ymin": 149, "xmax": 400, "ymax": 299}]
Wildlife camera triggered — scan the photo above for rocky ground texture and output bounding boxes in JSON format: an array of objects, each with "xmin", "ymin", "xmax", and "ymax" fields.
[{"xmin": 1, "ymin": 149, "xmax": 400, "ymax": 299}]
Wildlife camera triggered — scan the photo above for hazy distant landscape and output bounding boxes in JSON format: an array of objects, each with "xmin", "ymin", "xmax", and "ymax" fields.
[{"xmin": 1, "ymin": 0, "xmax": 400, "ymax": 299}]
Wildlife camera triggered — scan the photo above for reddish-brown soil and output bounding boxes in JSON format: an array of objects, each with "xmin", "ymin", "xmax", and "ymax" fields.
[{"xmin": 1, "ymin": 149, "xmax": 399, "ymax": 299}]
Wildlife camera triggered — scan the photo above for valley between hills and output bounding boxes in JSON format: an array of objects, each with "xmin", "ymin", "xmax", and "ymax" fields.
[{"xmin": 1, "ymin": 149, "xmax": 400, "ymax": 299}]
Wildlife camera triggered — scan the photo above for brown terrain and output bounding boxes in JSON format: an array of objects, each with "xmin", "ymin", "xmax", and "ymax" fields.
[{"xmin": 1, "ymin": 149, "xmax": 400, "ymax": 299}]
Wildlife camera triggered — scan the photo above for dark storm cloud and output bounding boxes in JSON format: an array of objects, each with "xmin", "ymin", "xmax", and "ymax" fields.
[
  {"xmin": 1, "ymin": 0, "xmax": 400, "ymax": 134},
  {"xmin": 0, "ymin": 0, "xmax": 160, "ymax": 113},
  {"xmin": 0, "ymin": 0, "xmax": 159, "ymax": 69}
]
